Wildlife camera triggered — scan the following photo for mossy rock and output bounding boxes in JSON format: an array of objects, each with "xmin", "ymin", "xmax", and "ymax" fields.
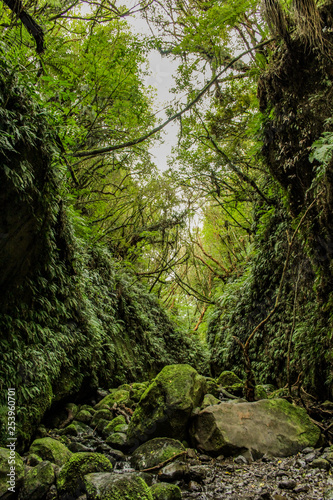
[
  {"xmin": 76, "ymin": 410, "xmax": 93, "ymax": 424},
  {"xmin": 94, "ymin": 390, "xmax": 130, "ymax": 411},
  {"xmin": 80, "ymin": 405, "xmax": 96, "ymax": 414},
  {"xmin": 104, "ymin": 416, "xmax": 126, "ymax": 436},
  {"xmin": 29, "ymin": 437, "xmax": 72, "ymax": 466},
  {"xmin": 91, "ymin": 409, "xmax": 114, "ymax": 426},
  {"xmin": 96, "ymin": 419, "xmax": 112, "ymax": 436},
  {"xmin": 113, "ymin": 424, "xmax": 128, "ymax": 433},
  {"xmin": 217, "ymin": 371, "xmax": 242, "ymax": 387},
  {"xmin": 18, "ymin": 461, "xmax": 54, "ymax": 500},
  {"xmin": 150, "ymin": 482, "xmax": 182, "ymax": 500},
  {"xmin": 0, "ymin": 447, "xmax": 24, "ymax": 498},
  {"xmin": 254, "ymin": 385, "xmax": 268, "ymax": 401},
  {"xmin": 190, "ymin": 398, "xmax": 321, "ymax": 457},
  {"xmin": 57, "ymin": 452, "xmax": 112, "ymax": 497},
  {"xmin": 26, "ymin": 454, "xmax": 43, "ymax": 467},
  {"xmin": 59, "ymin": 420, "xmax": 93, "ymax": 437},
  {"xmin": 84, "ymin": 472, "xmax": 153, "ymax": 499},
  {"xmin": 205, "ymin": 378, "xmax": 220, "ymax": 398},
  {"xmin": 128, "ymin": 364, "xmax": 207, "ymax": 445},
  {"xmin": 130, "ymin": 383, "xmax": 149, "ymax": 402},
  {"xmin": 105, "ymin": 433, "xmax": 128, "ymax": 451},
  {"xmin": 201, "ymin": 394, "xmax": 220, "ymax": 408},
  {"xmin": 131, "ymin": 438, "xmax": 186, "ymax": 470}
]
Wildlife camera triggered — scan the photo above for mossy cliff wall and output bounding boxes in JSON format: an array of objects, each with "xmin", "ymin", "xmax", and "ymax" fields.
[
  {"xmin": 208, "ymin": 5, "xmax": 333, "ymax": 397},
  {"xmin": 0, "ymin": 57, "xmax": 207, "ymax": 450}
]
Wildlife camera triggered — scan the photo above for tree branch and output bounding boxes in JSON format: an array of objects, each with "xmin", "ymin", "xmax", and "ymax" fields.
[{"xmin": 72, "ymin": 38, "xmax": 274, "ymax": 158}]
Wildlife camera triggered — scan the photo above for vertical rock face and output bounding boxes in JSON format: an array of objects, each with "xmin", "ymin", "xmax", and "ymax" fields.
[
  {"xmin": 0, "ymin": 70, "xmax": 58, "ymax": 296},
  {"xmin": 127, "ymin": 365, "xmax": 207, "ymax": 447},
  {"xmin": 258, "ymin": 8, "xmax": 333, "ymax": 290},
  {"xmin": 189, "ymin": 399, "xmax": 321, "ymax": 457}
]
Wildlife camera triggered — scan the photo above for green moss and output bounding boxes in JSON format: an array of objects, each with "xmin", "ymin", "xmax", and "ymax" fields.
[
  {"xmin": 131, "ymin": 438, "xmax": 185, "ymax": 470},
  {"xmin": 217, "ymin": 371, "xmax": 242, "ymax": 386},
  {"xmin": 94, "ymin": 390, "xmax": 130, "ymax": 410},
  {"xmin": 113, "ymin": 424, "xmax": 128, "ymax": 433},
  {"xmin": 104, "ymin": 416, "xmax": 126, "ymax": 437},
  {"xmin": 201, "ymin": 394, "xmax": 220, "ymax": 408},
  {"xmin": 254, "ymin": 385, "xmax": 268, "ymax": 400},
  {"xmin": 76, "ymin": 409, "xmax": 92, "ymax": 424},
  {"xmin": 91, "ymin": 409, "xmax": 114, "ymax": 425},
  {"xmin": 84, "ymin": 472, "xmax": 153, "ymax": 499},
  {"xmin": 150, "ymin": 482, "xmax": 182, "ymax": 500},
  {"xmin": 57, "ymin": 452, "xmax": 113, "ymax": 497},
  {"xmin": 59, "ymin": 420, "xmax": 93, "ymax": 437},
  {"xmin": 29, "ymin": 437, "xmax": 72, "ymax": 466},
  {"xmin": 20, "ymin": 460, "xmax": 55, "ymax": 500},
  {"xmin": 205, "ymin": 378, "xmax": 220, "ymax": 398},
  {"xmin": 128, "ymin": 364, "xmax": 206, "ymax": 443},
  {"xmin": 259, "ymin": 399, "xmax": 321, "ymax": 447}
]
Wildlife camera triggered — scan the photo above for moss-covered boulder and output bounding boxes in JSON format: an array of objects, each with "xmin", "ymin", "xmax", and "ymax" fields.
[
  {"xmin": 76, "ymin": 410, "xmax": 93, "ymax": 424},
  {"xmin": 0, "ymin": 447, "xmax": 24, "ymax": 498},
  {"xmin": 113, "ymin": 424, "xmax": 128, "ymax": 433},
  {"xmin": 57, "ymin": 452, "xmax": 113, "ymax": 497},
  {"xmin": 94, "ymin": 389, "xmax": 130, "ymax": 410},
  {"xmin": 58, "ymin": 420, "xmax": 93, "ymax": 437},
  {"xmin": 217, "ymin": 371, "xmax": 242, "ymax": 387},
  {"xmin": 105, "ymin": 433, "xmax": 128, "ymax": 451},
  {"xmin": 29, "ymin": 437, "xmax": 72, "ymax": 466},
  {"xmin": 91, "ymin": 409, "xmax": 114, "ymax": 426},
  {"xmin": 150, "ymin": 482, "xmax": 182, "ymax": 500},
  {"xmin": 18, "ymin": 461, "xmax": 54, "ymax": 500},
  {"xmin": 131, "ymin": 438, "xmax": 186, "ymax": 470},
  {"xmin": 84, "ymin": 472, "xmax": 153, "ymax": 499},
  {"xmin": 128, "ymin": 364, "xmax": 206, "ymax": 446},
  {"xmin": 190, "ymin": 399, "xmax": 321, "ymax": 457},
  {"xmin": 104, "ymin": 415, "xmax": 126, "ymax": 436}
]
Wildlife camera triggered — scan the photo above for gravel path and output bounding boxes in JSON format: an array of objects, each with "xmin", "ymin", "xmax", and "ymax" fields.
[{"xmin": 179, "ymin": 452, "xmax": 333, "ymax": 500}]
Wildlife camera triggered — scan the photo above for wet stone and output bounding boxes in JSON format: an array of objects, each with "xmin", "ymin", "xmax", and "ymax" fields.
[
  {"xmin": 278, "ymin": 479, "xmax": 297, "ymax": 490},
  {"xmin": 189, "ymin": 481, "xmax": 202, "ymax": 491},
  {"xmin": 304, "ymin": 452, "xmax": 317, "ymax": 462}
]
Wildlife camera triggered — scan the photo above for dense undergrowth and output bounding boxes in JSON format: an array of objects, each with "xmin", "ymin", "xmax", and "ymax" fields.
[
  {"xmin": 0, "ymin": 50, "xmax": 208, "ymax": 451},
  {"xmin": 207, "ymin": 7, "xmax": 333, "ymax": 399}
]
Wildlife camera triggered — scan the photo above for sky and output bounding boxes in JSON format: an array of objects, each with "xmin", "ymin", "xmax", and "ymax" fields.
[{"xmin": 126, "ymin": 11, "xmax": 180, "ymax": 171}]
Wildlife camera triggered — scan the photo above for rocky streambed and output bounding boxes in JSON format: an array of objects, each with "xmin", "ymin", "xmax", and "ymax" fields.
[{"xmin": 1, "ymin": 364, "xmax": 333, "ymax": 500}]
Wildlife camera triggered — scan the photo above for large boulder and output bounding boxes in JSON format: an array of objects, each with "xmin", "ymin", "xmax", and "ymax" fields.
[
  {"xmin": 29, "ymin": 437, "xmax": 72, "ymax": 467},
  {"xmin": 18, "ymin": 461, "xmax": 55, "ymax": 500},
  {"xmin": 150, "ymin": 482, "xmax": 182, "ymax": 500},
  {"xmin": 84, "ymin": 472, "xmax": 153, "ymax": 499},
  {"xmin": 57, "ymin": 452, "xmax": 113, "ymax": 497},
  {"xmin": 131, "ymin": 438, "xmax": 186, "ymax": 470},
  {"xmin": 217, "ymin": 371, "xmax": 242, "ymax": 387},
  {"xmin": 190, "ymin": 399, "xmax": 321, "ymax": 458},
  {"xmin": 127, "ymin": 364, "xmax": 206, "ymax": 446}
]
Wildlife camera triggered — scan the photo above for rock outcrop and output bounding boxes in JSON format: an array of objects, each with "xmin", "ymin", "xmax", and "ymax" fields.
[{"xmin": 190, "ymin": 399, "xmax": 321, "ymax": 457}]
